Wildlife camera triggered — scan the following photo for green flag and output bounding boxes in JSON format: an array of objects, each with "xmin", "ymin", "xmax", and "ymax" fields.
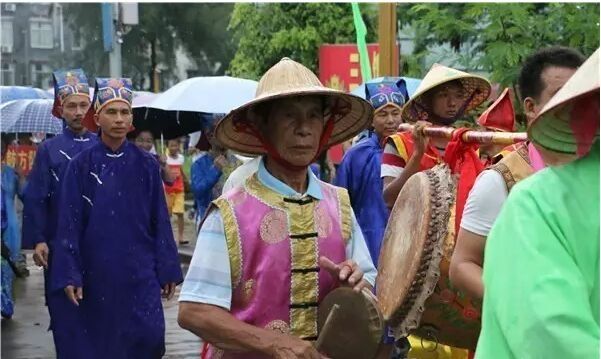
[{"xmin": 351, "ymin": 3, "xmax": 372, "ymax": 82}]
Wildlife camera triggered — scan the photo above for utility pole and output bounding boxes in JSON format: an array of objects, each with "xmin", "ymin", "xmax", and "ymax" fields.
[
  {"xmin": 109, "ymin": 3, "xmax": 122, "ymax": 78},
  {"xmin": 378, "ymin": 3, "xmax": 398, "ymax": 77}
]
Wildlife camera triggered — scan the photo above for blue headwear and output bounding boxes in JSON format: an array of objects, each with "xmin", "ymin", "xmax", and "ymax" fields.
[
  {"xmin": 92, "ymin": 77, "xmax": 134, "ymax": 112},
  {"xmin": 83, "ymin": 78, "xmax": 134, "ymax": 133},
  {"xmin": 365, "ymin": 78, "xmax": 409, "ymax": 112},
  {"xmin": 51, "ymin": 68, "xmax": 90, "ymax": 117}
]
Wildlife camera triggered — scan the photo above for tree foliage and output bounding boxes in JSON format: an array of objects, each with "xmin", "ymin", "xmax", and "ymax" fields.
[
  {"xmin": 227, "ymin": 3, "xmax": 378, "ymax": 80},
  {"xmin": 397, "ymin": 3, "xmax": 600, "ymax": 86},
  {"xmin": 62, "ymin": 3, "xmax": 235, "ymax": 90}
]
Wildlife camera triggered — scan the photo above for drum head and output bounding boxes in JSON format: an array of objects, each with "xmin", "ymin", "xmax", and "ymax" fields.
[
  {"xmin": 317, "ymin": 287, "xmax": 383, "ymax": 359},
  {"xmin": 376, "ymin": 165, "xmax": 454, "ymax": 337}
]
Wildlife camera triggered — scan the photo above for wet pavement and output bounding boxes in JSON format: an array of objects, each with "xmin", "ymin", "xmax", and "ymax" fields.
[{"xmin": 1, "ymin": 216, "xmax": 202, "ymax": 359}]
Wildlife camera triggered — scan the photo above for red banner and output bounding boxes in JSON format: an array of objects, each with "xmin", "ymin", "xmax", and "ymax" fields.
[
  {"xmin": 319, "ymin": 43, "xmax": 398, "ymax": 163},
  {"xmin": 5, "ymin": 145, "xmax": 37, "ymax": 175}
]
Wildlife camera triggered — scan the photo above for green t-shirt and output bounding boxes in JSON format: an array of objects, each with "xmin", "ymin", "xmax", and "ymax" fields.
[{"xmin": 477, "ymin": 142, "xmax": 600, "ymax": 359}]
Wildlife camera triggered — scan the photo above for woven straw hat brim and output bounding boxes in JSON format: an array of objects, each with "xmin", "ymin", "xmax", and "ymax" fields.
[
  {"xmin": 401, "ymin": 70, "xmax": 491, "ymax": 123},
  {"xmin": 215, "ymin": 88, "xmax": 373, "ymax": 155},
  {"xmin": 528, "ymin": 48, "xmax": 600, "ymax": 154}
]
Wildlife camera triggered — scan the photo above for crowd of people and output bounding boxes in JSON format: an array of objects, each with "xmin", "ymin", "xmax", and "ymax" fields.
[{"xmin": 0, "ymin": 44, "xmax": 598, "ymax": 359}]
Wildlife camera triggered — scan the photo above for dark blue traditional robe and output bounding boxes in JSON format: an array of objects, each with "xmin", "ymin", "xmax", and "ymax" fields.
[
  {"xmin": 334, "ymin": 133, "xmax": 390, "ymax": 266},
  {"xmin": 50, "ymin": 140, "xmax": 183, "ymax": 359},
  {"xmin": 21, "ymin": 127, "xmax": 97, "ymax": 352}
]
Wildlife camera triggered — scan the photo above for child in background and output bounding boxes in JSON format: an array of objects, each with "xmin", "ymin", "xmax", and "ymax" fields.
[{"xmin": 164, "ymin": 138, "xmax": 188, "ymax": 245}]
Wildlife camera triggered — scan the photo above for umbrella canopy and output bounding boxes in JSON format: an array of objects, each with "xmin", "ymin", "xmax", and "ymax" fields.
[
  {"xmin": 132, "ymin": 91, "xmax": 160, "ymax": 108},
  {"xmin": 133, "ymin": 76, "xmax": 258, "ymax": 140},
  {"xmin": 0, "ymin": 99, "xmax": 63, "ymax": 134},
  {"xmin": 350, "ymin": 76, "xmax": 422, "ymax": 99},
  {"xmin": 1, "ymin": 86, "xmax": 53, "ymax": 103}
]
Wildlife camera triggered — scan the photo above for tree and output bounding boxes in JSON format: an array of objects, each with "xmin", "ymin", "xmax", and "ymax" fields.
[
  {"xmin": 397, "ymin": 3, "xmax": 600, "ymax": 86},
  {"xmin": 62, "ymin": 3, "xmax": 236, "ymax": 90},
  {"xmin": 227, "ymin": 3, "xmax": 378, "ymax": 80}
]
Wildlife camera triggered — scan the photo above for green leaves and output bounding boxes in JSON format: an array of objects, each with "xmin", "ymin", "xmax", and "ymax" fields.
[{"xmin": 227, "ymin": 3, "xmax": 377, "ymax": 79}]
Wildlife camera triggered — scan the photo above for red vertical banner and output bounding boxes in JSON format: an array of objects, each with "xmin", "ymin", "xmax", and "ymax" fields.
[
  {"xmin": 318, "ymin": 43, "xmax": 398, "ymax": 163},
  {"xmin": 5, "ymin": 145, "xmax": 37, "ymax": 175}
]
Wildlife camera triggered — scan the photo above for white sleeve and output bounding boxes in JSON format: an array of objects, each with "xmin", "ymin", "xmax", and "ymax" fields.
[
  {"xmin": 460, "ymin": 169, "xmax": 509, "ymax": 237},
  {"xmin": 178, "ymin": 208, "xmax": 233, "ymax": 309},
  {"xmin": 346, "ymin": 209, "xmax": 377, "ymax": 286}
]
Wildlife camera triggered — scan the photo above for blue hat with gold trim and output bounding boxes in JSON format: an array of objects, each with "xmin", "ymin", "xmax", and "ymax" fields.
[
  {"xmin": 92, "ymin": 77, "xmax": 134, "ymax": 112},
  {"xmin": 83, "ymin": 77, "xmax": 134, "ymax": 132},
  {"xmin": 365, "ymin": 78, "xmax": 409, "ymax": 112},
  {"xmin": 52, "ymin": 68, "xmax": 90, "ymax": 117}
]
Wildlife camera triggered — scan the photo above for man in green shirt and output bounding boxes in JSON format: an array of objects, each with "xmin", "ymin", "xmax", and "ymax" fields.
[{"xmin": 477, "ymin": 48, "xmax": 599, "ymax": 358}]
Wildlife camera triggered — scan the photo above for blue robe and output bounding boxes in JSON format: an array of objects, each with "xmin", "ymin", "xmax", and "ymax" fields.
[
  {"xmin": 21, "ymin": 128, "xmax": 98, "ymax": 353},
  {"xmin": 22, "ymin": 127, "xmax": 98, "ymax": 251},
  {"xmin": 334, "ymin": 133, "xmax": 390, "ymax": 266},
  {"xmin": 1, "ymin": 164, "xmax": 23, "ymax": 261},
  {"xmin": 50, "ymin": 140, "xmax": 183, "ymax": 359},
  {"xmin": 1, "ymin": 186, "xmax": 13, "ymax": 319}
]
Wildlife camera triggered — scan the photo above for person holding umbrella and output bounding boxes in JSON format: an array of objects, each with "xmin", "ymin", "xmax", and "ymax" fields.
[{"xmin": 21, "ymin": 69, "xmax": 98, "ymax": 352}]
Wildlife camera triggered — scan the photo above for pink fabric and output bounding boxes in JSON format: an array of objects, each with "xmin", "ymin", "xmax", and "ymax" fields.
[
  {"xmin": 528, "ymin": 142, "xmax": 546, "ymax": 173},
  {"xmin": 205, "ymin": 183, "xmax": 347, "ymax": 358}
]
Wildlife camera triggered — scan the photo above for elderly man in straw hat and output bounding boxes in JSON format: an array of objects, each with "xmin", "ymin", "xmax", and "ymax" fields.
[
  {"xmin": 380, "ymin": 64, "xmax": 491, "ymax": 209},
  {"xmin": 178, "ymin": 58, "xmax": 377, "ymax": 358},
  {"xmin": 476, "ymin": 48, "xmax": 600, "ymax": 359}
]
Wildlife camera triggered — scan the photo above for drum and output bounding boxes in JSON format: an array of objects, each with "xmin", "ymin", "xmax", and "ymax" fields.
[
  {"xmin": 376, "ymin": 165, "xmax": 481, "ymax": 350},
  {"xmin": 317, "ymin": 287, "xmax": 383, "ymax": 359}
]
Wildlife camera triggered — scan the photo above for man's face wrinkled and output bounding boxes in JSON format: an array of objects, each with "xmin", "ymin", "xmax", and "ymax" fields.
[{"xmin": 261, "ymin": 96, "xmax": 325, "ymax": 167}]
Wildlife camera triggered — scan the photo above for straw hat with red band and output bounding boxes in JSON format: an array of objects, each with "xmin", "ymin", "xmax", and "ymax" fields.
[
  {"xmin": 477, "ymin": 87, "xmax": 516, "ymax": 132},
  {"xmin": 51, "ymin": 69, "xmax": 91, "ymax": 118},
  {"xmin": 214, "ymin": 58, "xmax": 373, "ymax": 166},
  {"xmin": 83, "ymin": 78, "xmax": 135, "ymax": 133},
  {"xmin": 528, "ymin": 48, "xmax": 600, "ymax": 157},
  {"xmin": 401, "ymin": 63, "xmax": 491, "ymax": 123}
]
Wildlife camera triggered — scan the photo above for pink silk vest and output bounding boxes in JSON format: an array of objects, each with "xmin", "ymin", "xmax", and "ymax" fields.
[{"xmin": 205, "ymin": 174, "xmax": 351, "ymax": 359}]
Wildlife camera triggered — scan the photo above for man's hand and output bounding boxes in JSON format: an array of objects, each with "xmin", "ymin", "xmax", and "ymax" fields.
[
  {"xmin": 14, "ymin": 161, "xmax": 25, "ymax": 179},
  {"xmin": 33, "ymin": 242, "xmax": 49, "ymax": 269},
  {"xmin": 412, "ymin": 120, "xmax": 431, "ymax": 155},
  {"xmin": 158, "ymin": 154, "xmax": 168, "ymax": 167},
  {"xmin": 162, "ymin": 282, "xmax": 177, "ymax": 300},
  {"xmin": 64, "ymin": 285, "xmax": 83, "ymax": 306},
  {"xmin": 270, "ymin": 334, "xmax": 327, "ymax": 359},
  {"xmin": 213, "ymin": 154, "xmax": 227, "ymax": 170},
  {"xmin": 319, "ymin": 257, "xmax": 369, "ymax": 292}
]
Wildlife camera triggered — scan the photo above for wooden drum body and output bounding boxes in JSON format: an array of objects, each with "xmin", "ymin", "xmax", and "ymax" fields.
[{"xmin": 376, "ymin": 165, "xmax": 481, "ymax": 350}]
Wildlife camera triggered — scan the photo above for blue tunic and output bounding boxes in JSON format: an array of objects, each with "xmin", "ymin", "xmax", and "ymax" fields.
[
  {"xmin": 1, "ymin": 164, "xmax": 22, "ymax": 261},
  {"xmin": 334, "ymin": 133, "xmax": 390, "ymax": 266},
  {"xmin": 50, "ymin": 140, "xmax": 183, "ymax": 359},
  {"xmin": 22, "ymin": 127, "xmax": 98, "ymax": 250}
]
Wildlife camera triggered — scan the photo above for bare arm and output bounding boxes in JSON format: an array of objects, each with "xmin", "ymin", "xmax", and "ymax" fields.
[
  {"xmin": 382, "ymin": 151, "xmax": 424, "ymax": 209},
  {"xmin": 449, "ymin": 228, "xmax": 486, "ymax": 299},
  {"xmin": 178, "ymin": 302, "xmax": 323, "ymax": 358}
]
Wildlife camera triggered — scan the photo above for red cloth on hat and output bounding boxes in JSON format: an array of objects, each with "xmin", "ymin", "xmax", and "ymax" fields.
[
  {"xmin": 477, "ymin": 88, "xmax": 516, "ymax": 132},
  {"xmin": 570, "ymin": 90, "xmax": 600, "ymax": 157},
  {"xmin": 443, "ymin": 128, "xmax": 484, "ymax": 236}
]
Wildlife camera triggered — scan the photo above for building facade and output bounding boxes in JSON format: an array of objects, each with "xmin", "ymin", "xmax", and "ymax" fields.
[{"xmin": 1, "ymin": 3, "xmax": 83, "ymax": 88}]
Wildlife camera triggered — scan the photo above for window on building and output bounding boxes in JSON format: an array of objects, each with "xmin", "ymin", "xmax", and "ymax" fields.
[
  {"xmin": 30, "ymin": 19, "xmax": 53, "ymax": 49},
  {"xmin": 71, "ymin": 29, "xmax": 83, "ymax": 51},
  {"xmin": 1, "ymin": 63, "xmax": 15, "ymax": 85},
  {"xmin": 1, "ymin": 19, "xmax": 13, "ymax": 52},
  {"xmin": 31, "ymin": 63, "xmax": 52, "ymax": 88}
]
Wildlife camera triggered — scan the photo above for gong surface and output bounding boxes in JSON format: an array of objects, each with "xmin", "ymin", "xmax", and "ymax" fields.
[{"xmin": 317, "ymin": 287, "xmax": 383, "ymax": 359}]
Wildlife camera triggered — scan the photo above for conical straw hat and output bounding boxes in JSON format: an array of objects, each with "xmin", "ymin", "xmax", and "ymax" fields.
[
  {"xmin": 528, "ymin": 48, "xmax": 600, "ymax": 156},
  {"xmin": 401, "ymin": 63, "xmax": 491, "ymax": 123},
  {"xmin": 215, "ymin": 58, "xmax": 373, "ymax": 155}
]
